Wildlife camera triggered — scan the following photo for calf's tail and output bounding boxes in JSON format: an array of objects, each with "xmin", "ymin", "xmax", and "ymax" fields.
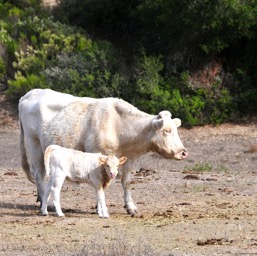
[
  {"xmin": 19, "ymin": 119, "xmax": 35, "ymax": 184},
  {"xmin": 44, "ymin": 145, "xmax": 57, "ymax": 176}
]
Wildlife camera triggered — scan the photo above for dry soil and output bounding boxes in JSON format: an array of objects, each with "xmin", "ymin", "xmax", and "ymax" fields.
[{"xmin": 0, "ymin": 95, "xmax": 257, "ymax": 256}]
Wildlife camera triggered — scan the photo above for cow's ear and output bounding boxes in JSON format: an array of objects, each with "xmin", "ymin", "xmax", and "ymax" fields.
[
  {"xmin": 99, "ymin": 156, "xmax": 107, "ymax": 165},
  {"xmin": 173, "ymin": 118, "xmax": 181, "ymax": 128},
  {"xmin": 152, "ymin": 118, "xmax": 163, "ymax": 130},
  {"xmin": 152, "ymin": 111, "xmax": 172, "ymax": 130},
  {"xmin": 119, "ymin": 156, "xmax": 127, "ymax": 165}
]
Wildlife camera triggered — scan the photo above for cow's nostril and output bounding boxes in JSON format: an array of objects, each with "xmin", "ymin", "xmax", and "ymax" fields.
[{"xmin": 182, "ymin": 150, "xmax": 188, "ymax": 158}]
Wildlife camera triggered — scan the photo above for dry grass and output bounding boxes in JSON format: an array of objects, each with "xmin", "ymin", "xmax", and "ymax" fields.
[
  {"xmin": 0, "ymin": 94, "xmax": 19, "ymax": 130},
  {"xmin": 0, "ymin": 110, "xmax": 14, "ymax": 126},
  {"xmin": 73, "ymin": 232, "xmax": 163, "ymax": 256}
]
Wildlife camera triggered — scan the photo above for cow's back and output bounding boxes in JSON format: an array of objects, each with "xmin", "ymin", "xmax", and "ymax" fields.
[
  {"xmin": 18, "ymin": 89, "xmax": 97, "ymax": 185},
  {"xmin": 45, "ymin": 98, "xmax": 122, "ymax": 153},
  {"xmin": 19, "ymin": 89, "xmax": 79, "ymax": 138},
  {"xmin": 19, "ymin": 89, "xmax": 97, "ymax": 146},
  {"xmin": 45, "ymin": 97, "xmax": 150, "ymax": 156}
]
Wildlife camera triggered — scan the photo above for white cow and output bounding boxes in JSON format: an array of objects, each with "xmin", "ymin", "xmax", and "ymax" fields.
[
  {"xmin": 19, "ymin": 89, "xmax": 188, "ymax": 215},
  {"xmin": 41, "ymin": 145, "xmax": 127, "ymax": 218}
]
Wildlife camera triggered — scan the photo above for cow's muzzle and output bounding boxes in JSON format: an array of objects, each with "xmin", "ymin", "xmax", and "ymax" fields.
[{"xmin": 174, "ymin": 149, "xmax": 188, "ymax": 160}]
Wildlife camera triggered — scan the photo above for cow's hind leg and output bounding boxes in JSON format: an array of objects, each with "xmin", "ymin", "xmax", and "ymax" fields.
[
  {"xmin": 33, "ymin": 161, "xmax": 46, "ymax": 207},
  {"xmin": 121, "ymin": 161, "xmax": 138, "ymax": 216},
  {"xmin": 41, "ymin": 176, "xmax": 52, "ymax": 216},
  {"xmin": 27, "ymin": 140, "xmax": 46, "ymax": 207}
]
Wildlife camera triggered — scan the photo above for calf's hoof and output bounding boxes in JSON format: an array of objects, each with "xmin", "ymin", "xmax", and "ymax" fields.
[
  {"xmin": 99, "ymin": 215, "xmax": 109, "ymax": 218},
  {"xmin": 98, "ymin": 212, "xmax": 109, "ymax": 218}
]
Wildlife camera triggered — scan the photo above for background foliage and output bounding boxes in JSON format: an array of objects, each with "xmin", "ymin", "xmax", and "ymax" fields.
[{"xmin": 1, "ymin": 0, "xmax": 256, "ymax": 126}]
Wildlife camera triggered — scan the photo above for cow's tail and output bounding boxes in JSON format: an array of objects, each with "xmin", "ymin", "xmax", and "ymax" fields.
[
  {"xmin": 19, "ymin": 119, "xmax": 36, "ymax": 184},
  {"xmin": 44, "ymin": 145, "xmax": 57, "ymax": 177}
]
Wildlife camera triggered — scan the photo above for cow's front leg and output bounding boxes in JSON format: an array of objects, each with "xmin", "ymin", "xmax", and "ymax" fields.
[
  {"xmin": 121, "ymin": 165, "xmax": 138, "ymax": 216},
  {"xmin": 96, "ymin": 188, "xmax": 109, "ymax": 218}
]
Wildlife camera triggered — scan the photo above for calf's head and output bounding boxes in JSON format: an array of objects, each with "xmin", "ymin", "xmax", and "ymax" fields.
[
  {"xmin": 99, "ymin": 155, "xmax": 127, "ymax": 179},
  {"xmin": 150, "ymin": 111, "xmax": 188, "ymax": 160}
]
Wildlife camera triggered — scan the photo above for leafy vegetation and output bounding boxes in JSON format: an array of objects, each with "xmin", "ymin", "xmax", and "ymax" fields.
[{"xmin": 1, "ymin": 0, "xmax": 257, "ymax": 126}]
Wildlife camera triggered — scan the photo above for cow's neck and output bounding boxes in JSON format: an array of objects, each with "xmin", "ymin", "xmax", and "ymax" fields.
[{"xmin": 117, "ymin": 115, "xmax": 154, "ymax": 158}]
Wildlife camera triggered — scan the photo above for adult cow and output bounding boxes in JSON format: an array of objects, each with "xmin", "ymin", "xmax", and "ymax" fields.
[{"xmin": 19, "ymin": 88, "xmax": 188, "ymax": 215}]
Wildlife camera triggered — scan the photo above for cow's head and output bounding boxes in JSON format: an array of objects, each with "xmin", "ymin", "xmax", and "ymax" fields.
[
  {"xmin": 150, "ymin": 111, "xmax": 188, "ymax": 160},
  {"xmin": 99, "ymin": 155, "xmax": 127, "ymax": 179}
]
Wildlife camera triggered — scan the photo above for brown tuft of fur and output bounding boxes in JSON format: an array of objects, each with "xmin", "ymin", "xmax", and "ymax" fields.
[{"xmin": 101, "ymin": 167, "xmax": 112, "ymax": 189}]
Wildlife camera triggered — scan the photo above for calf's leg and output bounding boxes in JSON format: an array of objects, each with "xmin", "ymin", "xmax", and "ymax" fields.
[
  {"xmin": 96, "ymin": 187, "xmax": 109, "ymax": 218},
  {"xmin": 50, "ymin": 170, "xmax": 66, "ymax": 217}
]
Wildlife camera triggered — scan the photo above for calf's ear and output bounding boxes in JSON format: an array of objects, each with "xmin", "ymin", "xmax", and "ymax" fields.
[
  {"xmin": 119, "ymin": 156, "xmax": 127, "ymax": 165},
  {"xmin": 173, "ymin": 118, "xmax": 181, "ymax": 128},
  {"xmin": 99, "ymin": 156, "xmax": 107, "ymax": 165}
]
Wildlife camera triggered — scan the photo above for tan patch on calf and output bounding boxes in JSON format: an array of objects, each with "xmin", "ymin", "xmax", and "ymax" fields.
[{"xmin": 101, "ymin": 168, "xmax": 111, "ymax": 189}]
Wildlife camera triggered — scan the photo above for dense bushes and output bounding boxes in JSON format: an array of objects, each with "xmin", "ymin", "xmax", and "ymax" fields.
[
  {"xmin": 1, "ymin": 0, "xmax": 257, "ymax": 126},
  {"xmin": 1, "ymin": 1, "xmax": 124, "ymax": 99}
]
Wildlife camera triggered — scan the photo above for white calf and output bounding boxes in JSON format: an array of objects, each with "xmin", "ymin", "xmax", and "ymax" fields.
[{"xmin": 41, "ymin": 145, "xmax": 127, "ymax": 218}]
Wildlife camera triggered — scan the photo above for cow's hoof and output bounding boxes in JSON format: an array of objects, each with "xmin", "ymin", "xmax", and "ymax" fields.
[
  {"xmin": 56, "ymin": 213, "xmax": 65, "ymax": 217},
  {"xmin": 124, "ymin": 203, "xmax": 138, "ymax": 216},
  {"xmin": 127, "ymin": 208, "xmax": 137, "ymax": 217}
]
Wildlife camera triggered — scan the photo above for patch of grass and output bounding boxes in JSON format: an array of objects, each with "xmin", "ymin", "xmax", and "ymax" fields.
[
  {"xmin": 184, "ymin": 162, "xmax": 230, "ymax": 173},
  {"xmin": 184, "ymin": 162, "xmax": 212, "ymax": 173},
  {"xmin": 215, "ymin": 164, "xmax": 230, "ymax": 173},
  {"xmin": 192, "ymin": 185, "xmax": 208, "ymax": 192}
]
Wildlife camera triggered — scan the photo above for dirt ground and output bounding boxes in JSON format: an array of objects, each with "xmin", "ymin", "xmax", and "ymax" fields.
[{"xmin": 0, "ymin": 94, "xmax": 257, "ymax": 256}]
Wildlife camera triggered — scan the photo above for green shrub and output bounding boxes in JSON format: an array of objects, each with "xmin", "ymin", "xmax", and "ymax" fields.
[
  {"xmin": 1, "ymin": 2, "xmax": 124, "ymax": 99},
  {"xmin": 1, "ymin": 1, "xmax": 256, "ymax": 126},
  {"xmin": 131, "ymin": 53, "xmax": 167, "ymax": 113},
  {"xmin": 130, "ymin": 52, "xmax": 235, "ymax": 126},
  {"xmin": 0, "ymin": 57, "xmax": 6, "ymax": 81},
  {"xmin": 7, "ymin": 72, "xmax": 46, "ymax": 97},
  {"xmin": 238, "ymin": 88, "xmax": 257, "ymax": 114},
  {"xmin": 43, "ymin": 46, "xmax": 123, "ymax": 98}
]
